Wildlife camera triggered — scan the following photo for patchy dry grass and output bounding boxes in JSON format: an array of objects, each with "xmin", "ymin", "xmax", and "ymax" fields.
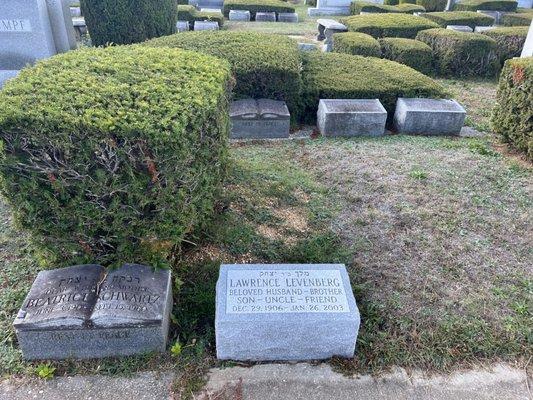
[{"xmin": 437, "ymin": 78, "xmax": 498, "ymax": 133}]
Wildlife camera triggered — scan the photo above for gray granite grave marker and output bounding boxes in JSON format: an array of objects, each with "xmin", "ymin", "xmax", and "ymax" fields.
[
  {"xmin": 317, "ymin": 99, "xmax": 387, "ymax": 137},
  {"xmin": 216, "ymin": 264, "xmax": 360, "ymax": 361},
  {"xmin": 521, "ymin": 20, "xmax": 533, "ymax": 57},
  {"xmin": 278, "ymin": 12, "xmax": 299, "ymax": 23},
  {"xmin": 14, "ymin": 263, "xmax": 172, "ymax": 360},
  {"xmin": 393, "ymin": 98, "xmax": 466, "ymax": 135},
  {"xmin": 229, "ymin": 10, "xmax": 251, "ymax": 21},
  {"xmin": 446, "ymin": 25, "xmax": 473, "ymax": 32},
  {"xmin": 230, "ymin": 99, "xmax": 290, "ymax": 139},
  {"xmin": 177, "ymin": 20, "xmax": 190, "ymax": 32},
  {"xmin": 308, "ymin": 0, "xmax": 351, "ymax": 16},
  {"xmin": 194, "ymin": 20, "xmax": 219, "ymax": 30},
  {"xmin": 255, "ymin": 12, "xmax": 277, "ymax": 22}
]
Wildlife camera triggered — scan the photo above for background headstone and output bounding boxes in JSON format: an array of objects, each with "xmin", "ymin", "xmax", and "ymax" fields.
[
  {"xmin": 521, "ymin": 20, "xmax": 533, "ymax": 57},
  {"xmin": 216, "ymin": 264, "xmax": 360, "ymax": 361}
]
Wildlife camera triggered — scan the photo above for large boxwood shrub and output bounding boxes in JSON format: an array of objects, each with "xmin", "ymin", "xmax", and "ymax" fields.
[
  {"xmin": 416, "ymin": 28, "xmax": 500, "ymax": 76},
  {"xmin": 400, "ymin": 0, "xmax": 447, "ymax": 12},
  {"xmin": 0, "ymin": 46, "xmax": 232, "ymax": 267},
  {"xmin": 351, "ymin": 1, "xmax": 425, "ymax": 13},
  {"xmin": 144, "ymin": 32, "xmax": 302, "ymax": 122},
  {"xmin": 340, "ymin": 13, "xmax": 439, "ymax": 38},
  {"xmin": 222, "ymin": 0, "xmax": 295, "ymax": 18},
  {"xmin": 501, "ymin": 10, "xmax": 533, "ymax": 26},
  {"xmin": 301, "ymin": 51, "xmax": 446, "ymax": 123},
  {"xmin": 452, "ymin": 0, "xmax": 517, "ymax": 11},
  {"xmin": 421, "ymin": 11, "xmax": 495, "ymax": 28},
  {"xmin": 332, "ymin": 32, "xmax": 382, "ymax": 57},
  {"xmin": 491, "ymin": 57, "xmax": 533, "ymax": 159},
  {"xmin": 80, "ymin": 0, "xmax": 177, "ymax": 46},
  {"xmin": 379, "ymin": 37, "xmax": 434, "ymax": 74},
  {"xmin": 482, "ymin": 26, "xmax": 528, "ymax": 64}
]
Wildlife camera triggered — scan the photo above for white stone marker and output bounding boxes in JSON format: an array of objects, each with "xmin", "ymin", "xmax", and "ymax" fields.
[
  {"xmin": 308, "ymin": 0, "xmax": 352, "ymax": 16},
  {"xmin": 521, "ymin": 20, "xmax": 533, "ymax": 58},
  {"xmin": 193, "ymin": 20, "xmax": 219, "ymax": 31},
  {"xmin": 255, "ymin": 12, "xmax": 276, "ymax": 22},
  {"xmin": 229, "ymin": 10, "xmax": 251, "ymax": 21},
  {"xmin": 446, "ymin": 25, "xmax": 473, "ymax": 32},
  {"xmin": 216, "ymin": 264, "xmax": 360, "ymax": 361}
]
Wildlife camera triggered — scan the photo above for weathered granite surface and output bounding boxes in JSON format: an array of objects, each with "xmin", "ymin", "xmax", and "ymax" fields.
[
  {"xmin": 446, "ymin": 25, "xmax": 473, "ymax": 32},
  {"xmin": 316, "ymin": 19, "xmax": 347, "ymax": 50},
  {"xmin": 521, "ymin": 20, "xmax": 533, "ymax": 58},
  {"xmin": 194, "ymin": 20, "xmax": 219, "ymax": 30},
  {"xmin": 230, "ymin": 99, "xmax": 290, "ymax": 139},
  {"xmin": 317, "ymin": 99, "xmax": 387, "ymax": 137},
  {"xmin": 176, "ymin": 20, "xmax": 190, "ymax": 32},
  {"xmin": 278, "ymin": 12, "xmax": 299, "ymax": 23},
  {"xmin": 255, "ymin": 12, "xmax": 276, "ymax": 22},
  {"xmin": 477, "ymin": 10, "xmax": 501, "ymax": 24},
  {"xmin": 215, "ymin": 264, "xmax": 360, "ymax": 361},
  {"xmin": 229, "ymin": 10, "xmax": 251, "ymax": 21},
  {"xmin": 308, "ymin": 0, "xmax": 351, "ymax": 16},
  {"xmin": 393, "ymin": 98, "xmax": 466, "ymax": 136},
  {"xmin": 14, "ymin": 264, "xmax": 172, "ymax": 360},
  {"xmin": 45, "ymin": 0, "xmax": 77, "ymax": 52}
]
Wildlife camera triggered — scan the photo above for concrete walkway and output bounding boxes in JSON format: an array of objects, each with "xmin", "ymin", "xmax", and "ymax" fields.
[{"xmin": 1, "ymin": 363, "xmax": 530, "ymax": 400}]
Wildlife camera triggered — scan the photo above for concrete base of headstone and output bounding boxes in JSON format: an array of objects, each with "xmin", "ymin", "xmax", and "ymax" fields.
[
  {"xmin": 229, "ymin": 10, "xmax": 251, "ymax": 21},
  {"xmin": 200, "ymin": 7, "xmax": 222, "ymax": 12},
  {"xmin": 521, "ymin": 20, "xmax": 533, "ymax": 57},
  {"xmin": 393, "ymin": 98, "xmax": 466, "ymax": 136},
  {"xmin": 177, "ymin": 20, "xmax": 190, "ymax": 32},
  {"xmin": 230, "ymin": 99, "xmax": 290, "ymax": 139},
  {"xmin": 278, "ymin": 12, "xmax": 299, "ymax": 22},
  {"xmin": 308, "ymin": 7, "xmax": 351, "ymax": 16},
  {"xmin": 477, "ymin": 10, "xmax": 501, "ymax": 24},
  {"xmin": 317, "ymin": 99, "xmax": 387, "ymax": 137},
  {"xmin": 255, "ymin": 12, "xmax": 276, "ymax": 22},
  {"xmin": 474, "ymin": 25, "xmax": 495, "ymax": 32},
  {"xmin": 215, "ymin": 264, "xmax": 360, "ymax": 361},
  {"xmin": 446, "ymin": 25, "xmax": 473, "ymax": 32},
  {"xmin": 0, "ymin": 70, "xmax": 20, "ymax": 89},
  {"xmin": 194, "ymin": 21, "xmax": 219, "ymax": 30},
  {"xmin": 14, "ymin": 264, "xmax": 173, "ymax": 360}
]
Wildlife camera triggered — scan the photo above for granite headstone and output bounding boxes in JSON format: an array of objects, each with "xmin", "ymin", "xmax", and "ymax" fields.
[
  {"xmin": 14, "ymin": 263, "xmax": 172, "ymax": 360},
  {"xmin": 229, "ymin": 10, "xmax": 251, "ymax": 21},
  {"xmin": 230, "ymin": 99, "xmax": 290, "ymax": 139},
  {"xmin": 216, "ymin": 264, "xmax": 360, "ymax": 361},
  {"xmin": 255, "ymin": 12, "xmax": 277, "ymax": 22}
]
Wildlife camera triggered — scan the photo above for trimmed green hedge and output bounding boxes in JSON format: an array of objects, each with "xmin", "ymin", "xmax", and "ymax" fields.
[
  {"xmin": 452, "ymin": 0, "xmax": 517, "ymax": 11},
  {"xmin": 400, "ymin": 0, "xmax": 447, "ymax": 12},
  {"xmin": 416, "ymin": 28, "xmax": 500, "ymax": 77},
  {"xmin": 501, "ymin": 10, "xmax": 533, "ymax": 26},
  {"xmin": 379, "ymin": 37, "xmax": 434, "ymax": 74},
  {"xmin": 222, "ymin": 0, "xmax": 295, "ymax": 18},
  {"xmin": 0, "ymin": 46, "xmax": 232, "ymax": 267},
  {"xmin": 332, "ymin": 32, "xmax": 382, "ymax": 57},
  {"xmin": 421, "ymin": 11, "xmax": 495, "ymax": 28},
  {"xmin": 340, "ymin": 13, "xmax": 439, "ymax": 38},
  {"xmin": 301, "ymin": 51, "xmax": 446, "ymax": 123},
  {"xmin": 492, "ymin": 57, "xmax": 533, "ymax": 159},
  {"xmin": 177, "ymin": 5, "xmax": 224, "ymax": 27},
  {"xmin": 482, "ymin": 26, "xmax": 528, "ymax": 64},
  {"xmin": 144, "ymin": 32, "xmax": 302, "ymax": 122},
  {"xmin": 80, "ymin": 0, "xmax": 176, "ymax": 46},
  {"xmin": 351, "ymin": 1, "xmax": 425, "ymax": 13}
]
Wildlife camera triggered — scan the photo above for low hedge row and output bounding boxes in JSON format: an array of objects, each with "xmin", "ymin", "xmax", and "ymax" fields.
[
  {"xmin": 501, "ymin": 10, "xmax": 533, "ymax": 26},
  {"xmin": 144, "ymin": 31, "xmax": 302, "ymax": 122},
  {"xmin": 0, "ymin": 46, "xmax": 232, "ymax": 267},
  {"xmin": 332, "ymin": 32, "xmax": 382, "ymax": 56},
  {"xmin": 351, "ymin": 1, "xmax": 426, "ymax": 14},
  {"xmin": 222, "ymin": 0, "xmax": 295, "ymax": 18},
  {"xmin": 340, "ymin": 13, "xmax": 439, "ymax": 38},
  {"xmin": 421, "ymin": 11, "xmax": 495, "ymax": 28},
  {"xmin": 300, "ymin": 51, "xmax": 446, "ymax": 123},
  {"xmin": 491, "ymin": 57, "xmax": 533, "ymax": 159},
  {"xmin": 399, "ymin": 0, "xmax": 447, "ymax": 12},
  {"xmin": 452, "ymin": 0, "xmax": 517, "ymax": 11},
  {"xmin": 482, "ymin": 26, "xmax": 529, "ymax": 64},
  {"xmin": 379, "ymin": 37, "xmax": 434, "ymax": 74},
  {"xmin": 416, "ymin": 28, "xmax": 500, "ymax": 77},
  {"xmin": 177, "ymin": 5, "xmax": 224, "ymax": 26}
]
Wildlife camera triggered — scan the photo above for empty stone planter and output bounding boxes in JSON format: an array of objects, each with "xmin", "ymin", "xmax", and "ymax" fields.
[
  {"xmin": 317, "ymin": 99, "xmax": 387, "ymax": 137},
  {"xmin": 393, "ymin": 98, "xmax": 466, "ymax": 136},
  {"xmin": 229, "ymin": 10, "xmax": 251, "ymax": 21},
  {"xmin": 255, "ymin": 12, "xmax": 276, "ymax": 22},
  {"xmin": 278, "ymin": 12, "xmax": 299, "ymax": 23},
  {"xmin": 194, "ymin": 20, "xmax": 219, "ymax": 31}
]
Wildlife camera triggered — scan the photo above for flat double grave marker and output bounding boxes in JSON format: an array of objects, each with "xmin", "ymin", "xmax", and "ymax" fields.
[
  {"xmin": 216, "ymin": 264, "xmax": 360, "ymax": 361},
  {"xmin": 14, "ymin": 263, "xmax": 172, "ymax": 360}
]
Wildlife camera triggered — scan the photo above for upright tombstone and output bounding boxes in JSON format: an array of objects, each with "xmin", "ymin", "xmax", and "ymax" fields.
[
  {"xmin": 255, "ymin": 12, "xmax": 277, "ymax": 22},
  {"xmin": 278, "ymin": 12, "xmax": 299, "ymax": 23},
  {"xmin": 194, "ymin": 20, "xmax": 219, "ymax": 30},
  {"xmin": 308, "ymin": 0, "xmax": 352, "ymax": 16},
  {"xmin": 0, "ymin": 0, "xmax": 76, "ymax": 88},
  {"xmin": 230, "ymin": 99, "xmax": 290, "ymax": 139},
  {"xmin": 216, "ymin": 264, "xmax": 360, "ymax": 361},
  {"xmin": 521, "ymin": 20, "xmax": 533, "ymax": 57},
  {"xmin": 229, "ymin": 10, "xmax": 251, "ymax": 21},
  {"xmin": 13, "ymin": 263, "xmax": 172, "ymax": 360}
]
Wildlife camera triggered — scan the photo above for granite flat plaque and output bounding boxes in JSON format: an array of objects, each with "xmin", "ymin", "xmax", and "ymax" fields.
[
  {"xmin": 14, "ymin": 263, "xmax": 172, "ymax": 360},
  {"xmin": 215, "ymin": 264, "xmax": 360, "ymax": 361},
  {"xmin": 393, "ymin": 98, "xmax": 466, "ymax": 135},
  {"xmin": 230, "ymin": 98, "xmax": 290, "ymax": 139}
]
